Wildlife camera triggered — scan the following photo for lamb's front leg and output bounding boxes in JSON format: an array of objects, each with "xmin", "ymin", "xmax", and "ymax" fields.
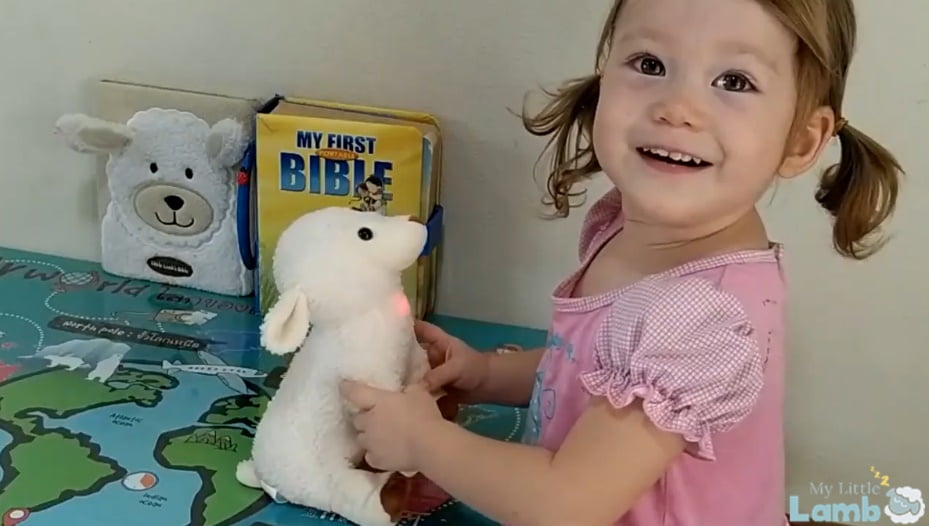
[
  {"xmin": 344, "ymin": 368, "xmax": 406, "ymax": 416},
  {"xmin": 404, "ymin": 343, "xmax": 431, "ymax": 387},
  {"xmin": 405, "ymin": 343, "xmax": 460, "ymax": 421}
]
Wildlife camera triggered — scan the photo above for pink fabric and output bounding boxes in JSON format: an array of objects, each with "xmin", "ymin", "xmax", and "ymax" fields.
[{"xmin": 523, "ymin": 189, "xmax": 788, "ymax": 526}]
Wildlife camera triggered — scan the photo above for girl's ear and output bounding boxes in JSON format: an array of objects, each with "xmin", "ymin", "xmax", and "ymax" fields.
[
  {"xmin": 260, "ymin": 288, "xmax": 311, "ymax": 355},
  {"xmin": 778, "ymin": 106, "xmax": 836, "ymax": 179}
]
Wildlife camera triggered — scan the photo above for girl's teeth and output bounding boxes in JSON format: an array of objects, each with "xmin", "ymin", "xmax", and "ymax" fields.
[{"xmin": 643, "ymin": 147, "xmax": 704, "ymax": 165}]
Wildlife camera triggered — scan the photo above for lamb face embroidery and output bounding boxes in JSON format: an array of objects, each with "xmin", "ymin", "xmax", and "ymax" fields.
[{"xmin": 54, "ymin": 109, "xmax": 252, "ymax": 296}]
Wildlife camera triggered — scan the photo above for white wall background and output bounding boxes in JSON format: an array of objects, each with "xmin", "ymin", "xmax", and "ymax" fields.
[{"xmin": 1, "ymin": 0, "xmax": 926, "ymax": 512}]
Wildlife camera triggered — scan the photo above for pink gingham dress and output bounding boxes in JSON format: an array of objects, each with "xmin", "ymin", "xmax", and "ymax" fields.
[{"xmin": 524, "ymin": 189, "xmax": 788, "ymax": 526}]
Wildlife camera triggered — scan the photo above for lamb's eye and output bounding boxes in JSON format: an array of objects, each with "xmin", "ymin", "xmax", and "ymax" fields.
[
  {"xmin": 185, "ymin": 168, "xmax": 193, "ymax": 179},
  {"xmin": 357, "ymin": 227, "xmax": 373, "ymax": 241},
  {"xmin": 149, "ymin": 162, "xmax": 158, "ymax": 173}
]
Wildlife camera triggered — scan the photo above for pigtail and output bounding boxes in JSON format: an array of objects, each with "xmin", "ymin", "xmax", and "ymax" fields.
[
  {"xmin": 521, "ymin": 74, "xmax": 602, "ymax": 216},
  {"xmin": 815, "ymin": 121, "xmax": 903, "ymax": 259}
]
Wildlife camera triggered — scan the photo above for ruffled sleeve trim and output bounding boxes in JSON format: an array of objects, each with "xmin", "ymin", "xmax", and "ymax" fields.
[{"xmin": 578, "ymin": 368, "xmax": 717, "ymax": 460}]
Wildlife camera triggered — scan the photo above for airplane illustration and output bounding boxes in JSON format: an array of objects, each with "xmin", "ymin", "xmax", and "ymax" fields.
[{"xmin": 162, "ymin": 350, "xmax": 266, "ymax": 394}]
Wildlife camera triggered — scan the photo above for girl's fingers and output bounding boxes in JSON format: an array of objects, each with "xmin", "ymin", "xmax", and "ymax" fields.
[
  {"xmin": 413, "ymin": 319, "xmax": 442, "ymax": 342},
  {"xmin": 422, "ymin": 362, "xmax": 457, "ymax": 390}
]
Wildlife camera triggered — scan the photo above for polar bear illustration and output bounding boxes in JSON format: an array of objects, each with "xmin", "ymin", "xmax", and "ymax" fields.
[
  {"xmin": 30, "ymin": 338, "xmax": 131, "ymax": 383},
  {"xmin": 54, "ymin": 108, "xmax": 253, "ymax": 296}
]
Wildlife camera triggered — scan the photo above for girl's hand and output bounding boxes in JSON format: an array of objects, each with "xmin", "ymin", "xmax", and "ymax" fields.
[
  {"xmin": 340, "ymin": 379, "xmax": 445, "ymax": 473},
  {"xmin": 416, "ymin": 320, "xmax": 491, "ymax": 401}
]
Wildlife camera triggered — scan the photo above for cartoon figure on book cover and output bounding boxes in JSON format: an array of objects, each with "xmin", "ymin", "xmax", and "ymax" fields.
[
  {"xmin": 54, "ymin": 108, "xmax": 253, "ymax": 296},
  {"xmin": 350, "ymin": 175, "xmax": 387, "ymax": 214}
]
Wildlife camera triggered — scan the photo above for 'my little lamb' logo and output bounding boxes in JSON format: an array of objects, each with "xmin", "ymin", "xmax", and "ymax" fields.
[{"xmin": 789, "ymin": 467, "xmax": 924, "ymax": 523}]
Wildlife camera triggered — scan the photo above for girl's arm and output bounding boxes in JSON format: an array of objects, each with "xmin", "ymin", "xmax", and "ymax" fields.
[
  {"xmin": 413, "ymin": 396, "xmax": 685, "ymax": 526},
  {"xmin": 413, "ymin": 278, "xmax": 767, "ymax": 525},
  {"xmin": 469, "ymin": 348, "xmax": 544, "ymax": 406}
]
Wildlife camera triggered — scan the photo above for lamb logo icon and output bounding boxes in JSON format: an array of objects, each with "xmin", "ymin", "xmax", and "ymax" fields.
[{"xmin": 885, "ymin": 486, "xmax": 925, "ymax": 524}]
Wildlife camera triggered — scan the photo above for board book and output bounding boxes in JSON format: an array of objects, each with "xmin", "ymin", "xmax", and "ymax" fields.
[{"xmin": 251, "ymin": 97, "xmax": 444, "ymax": 318}]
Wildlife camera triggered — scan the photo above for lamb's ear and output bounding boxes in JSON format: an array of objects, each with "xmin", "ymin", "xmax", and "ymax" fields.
[
  {"xmin": 260, "ymin": 288, "xmax": 311, "ymax": 355},
  {"xmin": 206, "ymin": 118, "xmax": 248, "ymax": 168},
  {"xmin": 54, "ymin": 113, "xmax": 133, "ymax": 154}
]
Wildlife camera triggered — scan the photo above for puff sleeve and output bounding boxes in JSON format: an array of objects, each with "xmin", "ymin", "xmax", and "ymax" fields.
[{"xmin": 577, "ymin": 276, "xmax": 765, "ymax": 460}]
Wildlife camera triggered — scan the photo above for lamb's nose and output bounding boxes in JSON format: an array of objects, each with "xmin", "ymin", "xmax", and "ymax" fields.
[{"xmin": 164, "ymin": 195, "xmax": 184, "ymax": 211}]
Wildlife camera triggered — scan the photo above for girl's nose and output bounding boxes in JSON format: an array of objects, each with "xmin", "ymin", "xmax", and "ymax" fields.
[{"xmin": 649, "ymin": 92, "xmax": 706, "ymax": 130}]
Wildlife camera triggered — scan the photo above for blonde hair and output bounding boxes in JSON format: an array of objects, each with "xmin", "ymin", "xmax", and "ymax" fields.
[{"xmin": 522, "ymin": 0, "xmax": 902, "ymax": 260}]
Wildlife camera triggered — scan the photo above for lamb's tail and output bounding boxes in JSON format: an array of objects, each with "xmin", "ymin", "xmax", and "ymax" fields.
[{"xmin": 236, "ymin": 459, "xmax": 261, "ymax": 489}]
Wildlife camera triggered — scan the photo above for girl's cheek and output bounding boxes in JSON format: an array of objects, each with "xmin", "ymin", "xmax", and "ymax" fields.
[
  {"xmin": 713, "ymin": 91, "xmax": 755, "ymax": 110},
  {"xmin": 708, "ymin": 93, "xmax": 769, "ymax": 125},
  {"xmin": 600, "ymin": 76, "xmax": 660, "ymax": 111},
  {"xmin": 613, "ymin": 71, "xmax": 662, "ymax": 92}
]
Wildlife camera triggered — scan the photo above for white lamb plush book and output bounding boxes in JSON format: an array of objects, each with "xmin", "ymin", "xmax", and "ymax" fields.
[{"xmin": 55, "ymin": 80, "xmax": 263, "ymax": 296}]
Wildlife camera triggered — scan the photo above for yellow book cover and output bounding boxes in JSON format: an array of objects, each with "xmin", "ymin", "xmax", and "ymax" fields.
[{"xmin": 253, "ymin": 97, "xmax": 443, "ymax": 317}]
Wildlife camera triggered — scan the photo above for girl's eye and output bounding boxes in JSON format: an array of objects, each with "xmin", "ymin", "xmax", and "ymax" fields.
[
  {"xmin": 715, "ymin": 73, "xmax": 755, "ymax": 92},
  {"xmin": 631, "ymin": 55, "xmax": 665, "ymax": 76}
]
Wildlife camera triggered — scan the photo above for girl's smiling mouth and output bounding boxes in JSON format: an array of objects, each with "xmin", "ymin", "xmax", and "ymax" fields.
[
  {"xmin": 635, "ymin": 146, "xmax": 715, "ymax": 175},
  {"xmin": 636, "ymin": 146, "xmax": 713, "ymax": 168}
]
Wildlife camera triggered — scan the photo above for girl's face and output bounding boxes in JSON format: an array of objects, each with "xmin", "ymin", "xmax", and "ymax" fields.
[{"xmin": 593, "ymin": 0, "xmax": 806, "ymax": 232}]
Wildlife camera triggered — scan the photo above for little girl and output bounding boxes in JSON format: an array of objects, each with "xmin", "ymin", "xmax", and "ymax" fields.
[{"xmin": 342, "ymin": 0, "xmax": 903, "ymax": 524}]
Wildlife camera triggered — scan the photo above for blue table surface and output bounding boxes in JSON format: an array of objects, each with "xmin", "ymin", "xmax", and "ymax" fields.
[{"xmin": 0, "ymin": 246, "xmax": 546, "ymax": 526}]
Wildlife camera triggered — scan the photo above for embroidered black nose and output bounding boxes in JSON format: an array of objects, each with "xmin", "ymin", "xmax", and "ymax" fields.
[{"xmin": 164, "ymin": 195, "xmax": 184, "ymax": 211}]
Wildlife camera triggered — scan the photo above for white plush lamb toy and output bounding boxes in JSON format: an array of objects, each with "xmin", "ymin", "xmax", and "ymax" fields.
[
  {"xmin": 54, "ymin": 109, "xmax": 252, "ymax": 296},
  {"xmin": 236, "ymin": 206, "xmax": 452, "ymax": 526}
]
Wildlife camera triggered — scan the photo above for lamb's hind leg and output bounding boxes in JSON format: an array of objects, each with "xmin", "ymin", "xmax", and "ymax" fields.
[
  {"xmin": 235, "ymin": 459, "xmax": 261, "ymax": 489},
  {"xmin": 327, "ymin": 467, "xmax": 395, "ymax": 526}
]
